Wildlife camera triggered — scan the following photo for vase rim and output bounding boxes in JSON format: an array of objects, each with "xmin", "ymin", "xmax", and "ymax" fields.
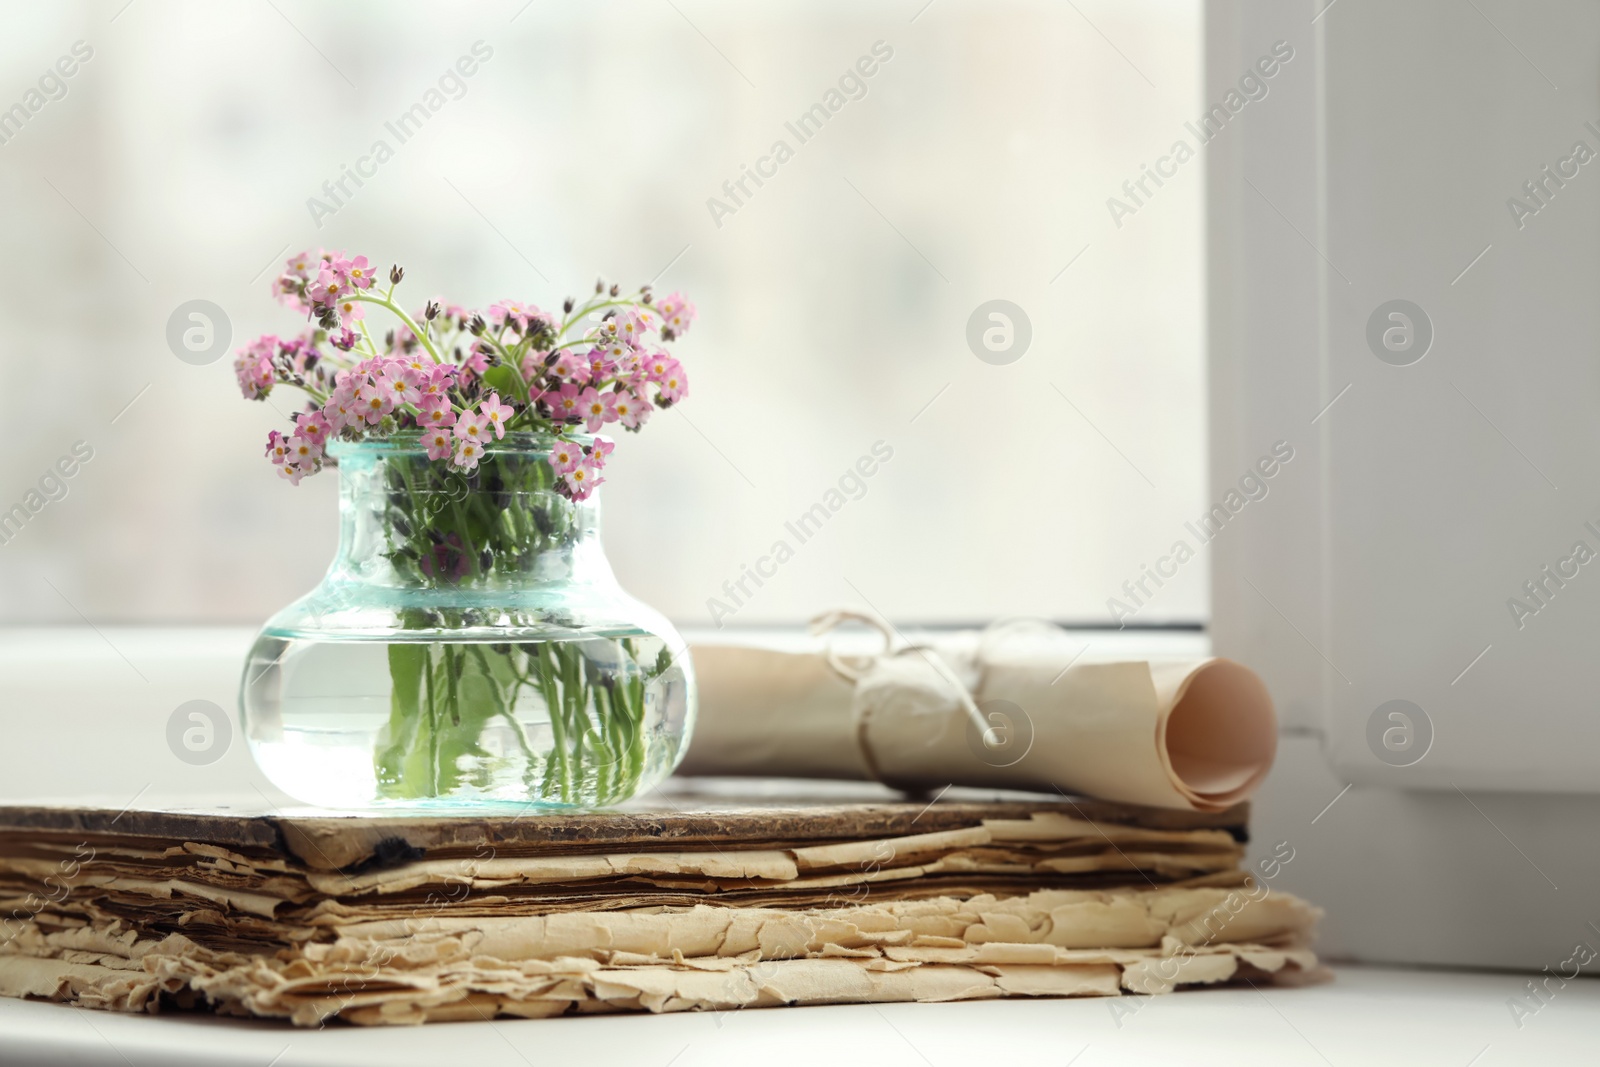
[{"xmin": 328, "ymin": 430, "xmax": 595, "ymax": 458}]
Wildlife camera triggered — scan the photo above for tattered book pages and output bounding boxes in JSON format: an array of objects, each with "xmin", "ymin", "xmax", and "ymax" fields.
[{"xmin": 0, "ymin": 790, "xmax": 1322, "ymax": 1025}]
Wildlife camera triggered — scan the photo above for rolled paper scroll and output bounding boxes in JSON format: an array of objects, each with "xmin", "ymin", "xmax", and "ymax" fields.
[{"xmin": 681, "ymin": 619, "xmax": 1277, "ymax": 812}]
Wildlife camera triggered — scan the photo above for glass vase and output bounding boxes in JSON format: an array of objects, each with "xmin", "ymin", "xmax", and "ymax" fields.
[{"xmin": 239, "ymin": 433, "xmax": 695, "ymax": 809}]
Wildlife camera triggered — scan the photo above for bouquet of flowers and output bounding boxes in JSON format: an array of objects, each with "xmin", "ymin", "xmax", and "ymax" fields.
[
  {"xmin": 234, "ymin": 251, "xmax": 696, "ymax": 806},
  {"xmin": 242, "ymin": 250, "xmax": 693, "ymax": 491}
]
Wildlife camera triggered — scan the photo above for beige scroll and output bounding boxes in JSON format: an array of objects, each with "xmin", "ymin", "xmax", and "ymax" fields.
[{"xmin": 680, "ymin": 617, "xmax": 1278, "ymax": 812}]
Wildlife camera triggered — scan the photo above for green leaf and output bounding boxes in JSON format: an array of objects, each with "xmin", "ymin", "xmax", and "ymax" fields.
[{"xmin": 482, "ymin": 363, "xmax": 527, "ymax": 405}]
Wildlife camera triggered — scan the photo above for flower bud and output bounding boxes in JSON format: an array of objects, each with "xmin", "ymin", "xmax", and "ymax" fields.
[
  {"xmin": 609, "ymin": 283, "xmax": 620, "ymax": 297},
  {"xmin": 425, "ymin": 301, "xmax": 440, "ymax": 321},
  {"xmin": 469, "ymin": 315, "xmax": 485, "ymax": 336},
  {"xmin": 563, "ymin": 297, "xmax": 575, "ymax": 313},
  {"xmin": 389, "ymin": 265, "xmax": 404, "ymax": 285},
  {"xmin": 595, "ymin": 278, "xmax": 604, "ymax": 294}
]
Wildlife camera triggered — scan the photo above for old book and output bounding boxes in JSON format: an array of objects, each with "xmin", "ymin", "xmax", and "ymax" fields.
[{"xmin": 0, "ymin": 786, "xmax": 1321, "ymax": 1025}]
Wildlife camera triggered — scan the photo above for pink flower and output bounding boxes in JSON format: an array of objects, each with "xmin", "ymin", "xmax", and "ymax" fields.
[
  {"xmin": 274, "ymin": 275, "xmax": 310, "ymax": 313},
  {"xmin": 285, "ymin": 249, "xmax": 320, "ymax": 279},
  {"xmin": 616, "ymin": 308, "xmax": 655, "ymax": 347},
  {"xmin": 417, "ymin": 365, "xmax": 456, "ymax": 403},
  {"xmin": 344, "ymin": 255, "xmax": 375, "ymax": 290},
  {"xmin": 461, "ymin": 348, "xmax": 490, "ymax": 375},
  {"xmin": 394, "ymin": 351, "xmax": 434, "ymax": 379},
  {"xmin": 454, "ymin": 411, "xmax": 490, "ymax": 443},
  {"xmin": 588, "ymin": 437, "xmax": 615, "ymax": 467},
  {"xmin": 550, "ymin": 350, "xmax": 589, "ymax": 383},
  {"xmin": 549, "ymin": 438, "xmax": 583, "ymax": 473},
  {"xmin": 453, "ymin": 437, "xmax": 484, "ymax": 470},
  {"xmin": 488, "ymin": 299, "xmax": 534, "ymax": 329},
  {"xmin": 273, "ymin": 250, "xmax": 320, "ymax": 312},
  {"xmin": 659, "ymin": 292, "xmax": 696, "ymax": 338},
  {"xmin": 234, "ymin": 347, "xmax": 274, "ymax": 400},
  {"xmin": 480, "ymin": 393, "xmax": 513, "ymax": 439},
  {"xmin": 322, "ymin": 393, "xmax": 357, "ymax": 432},
  {"xmin": 418, "ymin": 397, "xmax": 456, "ymax": 431},
  {"xmin": 611, "ymin": 389, "xmax": 652, "ymax": 430},
  {"xmin": 287, "ymin": 431, "xmax": 321, "ymax": 465},
  {"xmin": 656, "ymin": 361, "xmax": 688, "ymax": 404},
  {"xmin": 335, "ymin": 296, "xmax": 366, "ymax": 323},
  {"xmin": 586, "ymin": 350, "xmax": 618, "ymax": 386},
  {"xmin": 547, "ymin": 383, "xmax": 583, "ymax": 423},
  {"xmin": 562, "ymin": 459, "xmax": 604, "ymax": 500},
  {"xmin": 264, "ymin": 430, "xmax": 291, "ymax": 466},
  {"xmin": 329, "ymin": 327, "xmax": 358, "ymax": 351},
  {"xmin": 643, "ymin": 351, "xmax": 674, "ymax": 383},
  {"xmin": 353, "ymin": 377, "xmax": 394, "ymax": 424},
  {"xmin": 424, "ymin": 428, "xmax": 454, "ymax": 461},
  {"xmin": 277, "ymin": 463, "xmax": 308, "ymax": 485},
  {"xmin": 308, "ymin": 266, "xmax": 347, "ymax": 309},
  {"xmin": 577, "ymin": 386, "xmax": 617, "ymax": 432},
  {"xmin": 377, "ymin": 365, "xmax": 418, "ymax": 406},
  {"xmin": 296, "ymin": 411, "xmax": 332, "ymax": 448}
]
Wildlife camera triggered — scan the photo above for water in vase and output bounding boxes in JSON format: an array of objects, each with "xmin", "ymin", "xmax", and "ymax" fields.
[{"xmin": 243, "ymin": 628, "xmax": 690, "ymax": 809}]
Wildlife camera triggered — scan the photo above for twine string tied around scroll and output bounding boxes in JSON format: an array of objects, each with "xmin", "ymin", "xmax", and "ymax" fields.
[{"xmin": 808, "ymin": 608, "xmax": 1003, "ymax": 786}]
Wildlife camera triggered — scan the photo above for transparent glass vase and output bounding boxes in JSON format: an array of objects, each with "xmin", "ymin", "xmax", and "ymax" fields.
[{"xmin": 240, "ymin": 434, "xmax": 695, "ymax": 810}]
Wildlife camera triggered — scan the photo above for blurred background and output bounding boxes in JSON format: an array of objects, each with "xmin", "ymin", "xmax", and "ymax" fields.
[{"xmin": 0, "ymin": 0, "xmax": 1205, "ymax": 628}]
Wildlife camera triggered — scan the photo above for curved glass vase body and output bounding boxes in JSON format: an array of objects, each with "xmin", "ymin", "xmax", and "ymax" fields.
[{"xmin": 240, "ymin": 435, "xmax": 695, "ymax": 810}]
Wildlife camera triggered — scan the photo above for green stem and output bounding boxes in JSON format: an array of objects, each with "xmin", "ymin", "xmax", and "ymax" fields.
[
  {"xmin": 445, "ymin": 645, "xmax": 461, "ymax": 727},
  {"xmin": 274, "ymin": 379, "xmax": 330, "ymax": 407},
  {"xmin": 592, "ymin": 683, "xmax": 623, "ymax": 801},
  {"xmin": 555, "ymin": 297, "xmax": 650, "ymax": 341},
  {"xmin": 562, "ymin": 645, "xmax": 585, "ymax": 797},
  {"xmin": 447, "ymin": 500, "xmax": 483, "ymax": 579},
  {"xmin": 425, "ymin": 646, "xmax": 441, "ymax": 794},
  {"xmin": 355, "ymin": 319, "xmax": 380, "ymax": 357},
  {"xmin": 470, "ymin": 645, "xmax": 539, "ymax": 788},
  {"xmin": 352, "ymin": 292, "xmax": 443, "ymax": 362},
  {"xmin": 535, "ymin": 643, "xmax": 571, "ymax": 801}
]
